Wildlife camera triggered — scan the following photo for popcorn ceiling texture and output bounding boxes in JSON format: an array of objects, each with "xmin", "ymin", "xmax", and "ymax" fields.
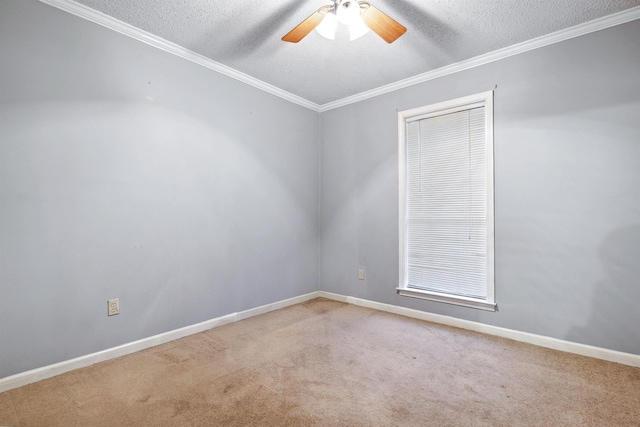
[{"xmin": 73, "ymin": 0, "xmax": 640, "ymax": 104}]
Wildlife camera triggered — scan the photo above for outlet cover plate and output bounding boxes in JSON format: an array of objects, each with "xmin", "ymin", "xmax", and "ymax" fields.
[{"xmin": 108, "ymin": 298, "xmax": 120, "ymax": 316}]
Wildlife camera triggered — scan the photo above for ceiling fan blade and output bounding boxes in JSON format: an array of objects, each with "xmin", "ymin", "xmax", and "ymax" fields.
[
  {"xmin": 282, "ymin": 6, "xmax": 330, "ymax": 43},
  {"xmin": 360, "ymin": 3, "xmax": 406, "ymax": 43}
]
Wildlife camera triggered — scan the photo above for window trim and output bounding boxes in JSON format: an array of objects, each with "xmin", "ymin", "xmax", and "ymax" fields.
[{"xmin": 397, "ymin": 91, "xmax": 496, "ymax": 312}]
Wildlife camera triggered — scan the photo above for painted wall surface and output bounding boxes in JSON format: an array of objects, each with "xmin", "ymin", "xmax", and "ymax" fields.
[
  {"xmin": 320, "ymin": 21, "xmax": 640, "ymax": 355},
  {"xmin": 0, "ymin": 1, "xmax": 319, "ymax": 378}
]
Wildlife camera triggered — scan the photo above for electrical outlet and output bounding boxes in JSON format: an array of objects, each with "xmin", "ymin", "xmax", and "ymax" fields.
[
  {"xmin": 358, "ymin": 268, "xmax": 365, "ymax": 280},
  {"xmin": 108, "ymin": 298, "xmax": 120, "ymax": 316}
]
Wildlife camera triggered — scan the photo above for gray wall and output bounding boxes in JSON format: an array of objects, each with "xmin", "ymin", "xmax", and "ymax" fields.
[
  {"xmin": 320, "ymin": 20, "xmax": 640, "ymax": 355},
  {"xmin": 0, "ymin": 1, "xmax": 319, "ymax": 378},
  {"xmin": 1, "ymin": 1, "xmax": 638, "ymax": 381}
]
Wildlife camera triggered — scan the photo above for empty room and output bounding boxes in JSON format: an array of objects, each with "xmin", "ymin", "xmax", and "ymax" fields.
[{"xmin": 1, "ymin": 0, "xmax": 639, "ymax": 425}]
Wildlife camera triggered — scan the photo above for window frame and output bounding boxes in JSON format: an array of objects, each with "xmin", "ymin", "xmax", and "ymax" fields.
[{"xmin": 397, "ymin": 91, "xmax": 496, "ymax": 311}]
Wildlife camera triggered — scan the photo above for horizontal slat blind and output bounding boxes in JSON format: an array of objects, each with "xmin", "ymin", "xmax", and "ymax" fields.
[{"xmin": 406, "ymin": 107, "xmax": 487, "ymax": 299}]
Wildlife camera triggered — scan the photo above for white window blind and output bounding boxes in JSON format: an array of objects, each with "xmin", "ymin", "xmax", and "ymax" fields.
[{"xmin": 398, "ymin": 92, "xmax": 495, "ymax": 311}]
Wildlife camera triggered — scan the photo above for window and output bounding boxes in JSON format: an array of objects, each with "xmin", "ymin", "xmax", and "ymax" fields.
[{"xmin": 397, "ymin": 91, "xmax": 495, "ymax": 311}]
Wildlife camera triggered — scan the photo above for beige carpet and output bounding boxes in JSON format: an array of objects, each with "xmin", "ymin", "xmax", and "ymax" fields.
[{"xmin": 1, "ymin": 298, "xmax": 639, "ymax": 426}]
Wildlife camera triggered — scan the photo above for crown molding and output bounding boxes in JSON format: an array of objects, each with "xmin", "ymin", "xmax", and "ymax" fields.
[
  {"xmin": 37, "ymin": 1, "xmax": 639, "ymax": 114},
  {"xmin": 319, "ymin": 5, "xmax": 640, "ymax": 112},
  {"xmin": 38, "ymin": 0, "xmax": 322, "ymax": 112}
]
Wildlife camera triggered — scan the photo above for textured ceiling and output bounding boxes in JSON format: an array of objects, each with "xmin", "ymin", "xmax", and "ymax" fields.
[{"xmin": 72, "ymin": 0, "xmax": 640, "ymax": 105}]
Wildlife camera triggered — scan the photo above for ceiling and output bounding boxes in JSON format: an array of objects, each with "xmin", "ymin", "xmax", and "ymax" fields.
[{"xmin": 64, "ymin": 0, "xmax": 639, "ymax": 106}]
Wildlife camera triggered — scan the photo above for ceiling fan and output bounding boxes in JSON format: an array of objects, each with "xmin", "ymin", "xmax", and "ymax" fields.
[{"xmin": 282, "ymin": 0, "xmax": 407, "ymax": 43}]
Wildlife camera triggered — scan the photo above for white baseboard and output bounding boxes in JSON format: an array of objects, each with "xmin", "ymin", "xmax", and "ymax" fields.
[
  {"xmin": 0, "ymin": 291, "xmax": 319, "ymax": 394},
  {"xmin": 3, "ymin": 290, "xmax": 638, "ymax": 394},
  {"xmin": 318, "ymin": 292, "xmax": 640, "ymax": 368},
  {"xmin": 316, "ymin": 291, "xmax": 349, "ymax": 303},
  {"xmin": 235, "ymin": 292, "xmax": 320, "ymax": 321}
]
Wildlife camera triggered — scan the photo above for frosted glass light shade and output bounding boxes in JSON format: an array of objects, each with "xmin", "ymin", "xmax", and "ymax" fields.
[
  {"xmin": 316, "ymin": 12, "xmax": 337, "ymax": 40},
  {"xmin": 349, "ymin": 16, "xmax": 370, "ymax": 40}
]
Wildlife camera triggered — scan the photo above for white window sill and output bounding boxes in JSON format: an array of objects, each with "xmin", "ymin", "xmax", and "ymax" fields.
[{"xmin": 396, "ymin": 287, "xmax": 497, "ymax": 312}]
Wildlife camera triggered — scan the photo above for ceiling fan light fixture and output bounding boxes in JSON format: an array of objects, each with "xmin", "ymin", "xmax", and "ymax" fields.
[
  {"xmin": 315, "ymin": 11, "xmax": 337, "ymax": 39},
  {"xmin": 348, "ymin": 16, "xmax": 370, "ymax": 40},
  {"xmin": 337, "ymin": 0, "xmax": 361, "ymax": 25},
  {"xmin": 282, "ymin": 0, "xmax": 405, "ymax": 44}
]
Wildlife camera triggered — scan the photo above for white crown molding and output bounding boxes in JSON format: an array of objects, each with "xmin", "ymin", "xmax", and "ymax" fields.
[
  {"xmin": 319, "ymin": 5, "xmax": 640, "ymax": 112},
  {"xmin": 38, "ymin": 0, "xmax": 321, "ymax": 112},
  {"xmin": 38, "ymin": 1, "xmax": 638, "ymax": 113}
]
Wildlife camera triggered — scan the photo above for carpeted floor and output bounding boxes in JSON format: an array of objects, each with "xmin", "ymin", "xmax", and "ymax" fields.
[{"xmin": 1, "ymin": 298, "xmax": 639, "ymax": 426}]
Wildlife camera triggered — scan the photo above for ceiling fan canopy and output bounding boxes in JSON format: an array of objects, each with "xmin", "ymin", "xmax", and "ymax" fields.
[{"xmin": 282, "ymin": 0, "xmax": 407, "ymax": 44}]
